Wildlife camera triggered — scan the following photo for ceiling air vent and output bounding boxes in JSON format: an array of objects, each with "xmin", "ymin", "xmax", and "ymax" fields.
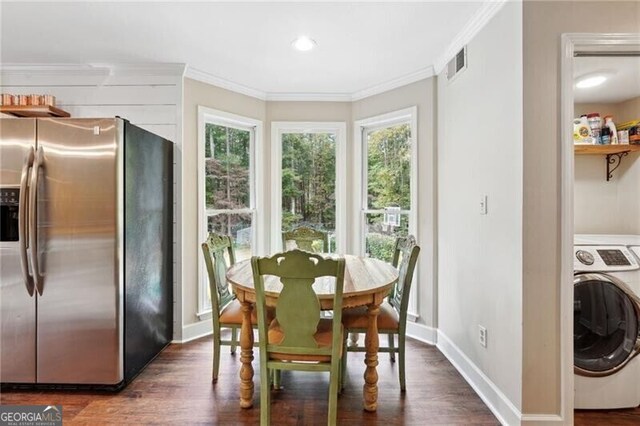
[{"xmin": 446, "ymin": 46, "xmax": 467, "ymax": 82}]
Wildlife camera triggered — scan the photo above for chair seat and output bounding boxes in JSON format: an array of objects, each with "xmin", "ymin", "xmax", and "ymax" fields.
[
  {"xmin": 341, "ymin": 302, "xmax": 399, "ymax": 331},
  {"xmin": 219, "ymin": 299, "xmax": 257, "ymax": 325},
  {"xmin": 268, "ymin": 318, "xmax": 343, "ymax": 362},
  {"xmin": 220, "ymin": 300, "xmax": 277, "ymax": 327}
]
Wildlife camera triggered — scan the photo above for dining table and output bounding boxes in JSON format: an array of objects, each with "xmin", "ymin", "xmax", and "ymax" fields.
[{"xmin": 225, "ymin": 253, "xmax": 399, "ymax": 412}]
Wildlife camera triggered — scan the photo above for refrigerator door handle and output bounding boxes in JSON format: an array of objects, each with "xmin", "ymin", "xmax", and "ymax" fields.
[
  {"xmin": 29, "ymin": 146, "xmax": 44, "ymax": 296},
  {"xmin": 19, "ymin": 146, "xmax": 35, "ymax": 297}
]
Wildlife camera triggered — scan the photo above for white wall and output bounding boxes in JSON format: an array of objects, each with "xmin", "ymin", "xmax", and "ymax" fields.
[
  {"xmin": 617, "ymin": 96, "xmax": 640, "ymax": 123},
  {"xmin": 437, "ymin": 2, "xmax": 523, "ymax": 424},
  {"xmin": 0, "ymin": 64, "xmax": 185, "ymax": 340},
  {"xmin": 576, "ymin": 96, "xmax": 640, "ymax": 126},
  {"xmin": 575, "ymin": 155, "xmax": 640, "ymax": 235}
]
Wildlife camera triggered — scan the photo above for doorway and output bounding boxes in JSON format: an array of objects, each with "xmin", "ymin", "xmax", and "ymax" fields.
[{"xmin": 561, "ymin": 33, "xmax": 640, "ymax": 420}]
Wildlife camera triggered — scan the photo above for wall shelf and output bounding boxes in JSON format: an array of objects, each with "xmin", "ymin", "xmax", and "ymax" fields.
[
  {"xmin": 0, "ymin": 105, "xmax": 70, "ymax": 118},
  {"xmin": 574, "ymin": 145, "xmax": 640, "ymax": 155},
  {"xmin": 574, "ymin": 144, "xmax": 640, "ymax": 181}
]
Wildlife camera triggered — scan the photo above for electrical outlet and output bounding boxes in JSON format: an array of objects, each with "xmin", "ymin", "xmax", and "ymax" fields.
[
  {"xmin": 480, "ymin": 195, "xmax": 488, "ymax": 215},
  {"xmin": 479, "ymin": 325, "xmax": 487, "ymax": 348}
]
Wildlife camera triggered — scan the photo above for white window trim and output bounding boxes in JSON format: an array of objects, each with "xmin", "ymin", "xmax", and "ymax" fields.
[
  {"xmin": 353, "ymin": 107, "xmax": 419, "ymax": 320},
  {"xmin": 270, "ymin": 121, "xmax": 347, "ymax": 253},
  {"xmin": 196, "ymin": 106, "xmax": 264, "ymax": 319}
]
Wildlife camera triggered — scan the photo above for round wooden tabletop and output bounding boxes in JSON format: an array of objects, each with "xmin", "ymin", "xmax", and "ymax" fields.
[{"xmin": 226, "ymin": 254, "xmax": 398, "ymax": 300}]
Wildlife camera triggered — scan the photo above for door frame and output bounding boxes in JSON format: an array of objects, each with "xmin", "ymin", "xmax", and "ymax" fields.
[{"xmin": 560, "ymin": 32, "xmax": 640, "ymax": 422}]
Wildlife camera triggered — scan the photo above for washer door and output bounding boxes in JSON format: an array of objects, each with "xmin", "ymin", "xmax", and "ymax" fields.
[{"xmin": 574, "ymin": 273, "xmax": 640, "ymax": 376}]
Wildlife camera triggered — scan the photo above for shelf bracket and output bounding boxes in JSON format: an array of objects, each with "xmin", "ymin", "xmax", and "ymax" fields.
[{"xmin": 606, "ymin": 151, "xmax": 629, "ymax": 181}]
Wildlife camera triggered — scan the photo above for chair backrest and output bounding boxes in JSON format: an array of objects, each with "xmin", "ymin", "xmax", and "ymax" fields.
[
  {"xmin": 251, "ymin": 250, "xmax": 345, "ymax": 358},
  {"xmin": 388, "ymin": 235, "xmax": 420, "ymax": 324},
  {"xmin": 282, "ymin": 226, "xmax": 329, "ymax": 253},
  {"xmin": 201, "ymin": 232, "xmax": 237, "ymax": 316}
]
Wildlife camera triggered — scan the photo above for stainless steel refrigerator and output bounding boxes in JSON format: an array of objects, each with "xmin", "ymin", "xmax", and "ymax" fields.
[{"xmin": 0, "ymin": 117, "xmax": 173, "ymax": 388}]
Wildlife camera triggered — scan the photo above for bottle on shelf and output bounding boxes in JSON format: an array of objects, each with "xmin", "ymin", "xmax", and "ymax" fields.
[
  {"xmin": 573, "ymin": 115, "xmax": 593, "ymax": 144},
  {"xmin": 601, "ymin": 126, "xmax": 611, "ymax": 145},
  {"xmin": 604, "ymin": 116, "xmax": 618, "ymax": 145},
  {"xmin": 587, "ymin": 113, "xmax": 602, "ymax": 145}
]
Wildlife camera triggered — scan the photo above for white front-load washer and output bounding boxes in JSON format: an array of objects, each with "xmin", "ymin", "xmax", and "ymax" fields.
[{"xmin": 574, "ymin": 234, "xmax": 640, "ymax": 410}]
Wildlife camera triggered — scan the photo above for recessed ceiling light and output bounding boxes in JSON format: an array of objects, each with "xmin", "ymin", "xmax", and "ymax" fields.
[
  {"xmin": 292, "ymin": 36, "xmax": 316, "ymax": 52},
  {"xmin": 575, "ymin": 75, "xmax": 607, "ymax": 89}
]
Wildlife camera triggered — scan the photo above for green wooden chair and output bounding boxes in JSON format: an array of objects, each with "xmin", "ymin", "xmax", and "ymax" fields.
[
  {"xmin": 251, "ymin": 249, "xmax": 346, "ymax": 426},
  {"xmin": 282, "ymin": 226, "xmax": 329, "ymax": 252},
  {"xmin": 201, "ymin": 232, "xmax": 250, "ymax": 383},
  {"xmin": 341, "ymin": 235, "xmax": 420, "ymax": 392}
]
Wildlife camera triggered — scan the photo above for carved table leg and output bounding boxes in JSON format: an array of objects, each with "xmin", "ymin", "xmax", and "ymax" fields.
[
  {"xmin": 239, "ymin": 301, "xmax": 254, "ymax": 408},
  {"xmin": 363, "ymin": 304, "xmax": 380, "ymax": 412}
]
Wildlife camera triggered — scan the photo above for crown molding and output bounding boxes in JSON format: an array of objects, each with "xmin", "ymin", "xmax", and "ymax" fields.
[
  {"xmin": 104, "ymin": 63, "xmax": 186, "ymax": 76},
  {"xmin": 185, "ymin": 66, "xmax": 267, "ymax": 100},
  {"xmin": 433, "ymin": 0, "xmax": 508, "ymax": 74},
  {"xmin": 351, "ymin": 66, "xmax": 434, "ymax": 101},
  {"xmin": 185, "ymin": 65, "xmax": 434, "ymax": 103},
  {"xmin": 0, "ymin": 64, "xmax": 108, "ymax": 77},
  {"xmin": 0, "ymin": 63, "xmax": 186, "ymax": 77},
  {"xmin": 266, "ymin": 92, "xmax": 352, "ymax": 102},
  {"xmin": 0, "ymin": 63, "xmax": 186, "ymax": 84}
]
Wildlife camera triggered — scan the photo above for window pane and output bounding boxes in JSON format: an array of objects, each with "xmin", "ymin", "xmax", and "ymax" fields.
[
  {"xmin": 205, "ymin": 123, "xmax": 251, "ymax": 210},
  {"xmin": 367, "ymin": 123, "xmax": 411, "ymax": 210},
  {"xmin": 365, "ymin": 212, "xmax": 409, "ymax": 262},
  {"xmin": 208, "ymin": 213, "xmax": 253, "ymax": 261},
  {"xmin": 281, "ymin": 132, "xmax": 336, "ymax": 251}
]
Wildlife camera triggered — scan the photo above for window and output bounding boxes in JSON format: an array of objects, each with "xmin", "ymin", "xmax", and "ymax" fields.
[
  {"xmin": 354, "ymin": 107, "xmax": 418, "ymax": 316},
  {"xmin": 198, "ymin": 107, "xmax": 263, "ymax": 316},
  {"xmin": 271, "ymin": 122, "xmax": 346, "ymax": 253},
  {"xmin": 363, "ymin": 121, "xmax": 413, "ymax": 261}
]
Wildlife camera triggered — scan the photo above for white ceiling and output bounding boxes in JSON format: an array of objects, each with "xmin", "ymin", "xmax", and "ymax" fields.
[
  {"xmin": 573, "ymin": 56, "xmax": 640, "ymax": 104},
  {"xmin": 0, "ymin": 1, "xmax": 488, "ymax": 98}
]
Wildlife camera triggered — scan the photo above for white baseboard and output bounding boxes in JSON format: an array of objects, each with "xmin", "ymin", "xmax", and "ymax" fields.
[
  {"xmin": 406, "ymin": 321, "xmax": 437, "ymax": 345},
  {"xmin": 436, "ymin": 330, "xmax": 521, "ymax": 426},
  {"xmin": 436, "ymin": 330, "xmax": 567, "ymax": 425},
  {"xmin": 520, "ymin": 414, "xmax": 565, "ymax": 425},
  {"xmin": 173, "ymin": 320, "xmax": 212, "ymax": 343}
]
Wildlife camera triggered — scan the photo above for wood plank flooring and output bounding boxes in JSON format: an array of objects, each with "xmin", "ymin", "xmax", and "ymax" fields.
[
  {"xmin": 575, "ymin": 408, "xmax": 640, "ymax": 426},
  {"xmin": 1, "ymin": 335, "xmax": 497, "ymax": 425},
  {"xmin": 3, "ymin": 334, "xmax": 637, "ymax": 425}
]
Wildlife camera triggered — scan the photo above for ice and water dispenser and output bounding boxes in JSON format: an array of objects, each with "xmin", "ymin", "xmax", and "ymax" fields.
[{"xmin": 0, "ymin": 187, "xmax": 20, "ymax": 242}]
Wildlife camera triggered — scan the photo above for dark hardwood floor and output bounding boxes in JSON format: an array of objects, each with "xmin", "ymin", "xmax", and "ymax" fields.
[
  {"xmin": 4, "ymin": 333, "xmax": 638, "ymax": 425},
  {"xmin": 575, "ymin": 408, "xmax": 640, "ymax": 426},
  {"xmin": 1, "ymin": 334, "xmax": 498, "ymax": 425}
]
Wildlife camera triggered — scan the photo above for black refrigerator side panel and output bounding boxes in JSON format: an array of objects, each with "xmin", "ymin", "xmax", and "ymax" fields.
[{"xmin": 123, "ymin": 121, "xmax": 173, "ymax": 383}]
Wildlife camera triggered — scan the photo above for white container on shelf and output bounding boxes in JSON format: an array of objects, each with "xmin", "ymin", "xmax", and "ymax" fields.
[{"xmin": 574, "ymin": 116, "xmax": 594, "ymax": 144}]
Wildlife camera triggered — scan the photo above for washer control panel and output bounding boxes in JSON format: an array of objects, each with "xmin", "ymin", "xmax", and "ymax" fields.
[{"xmin": 574, "ymin": 245, "xmax": 639, "ymax": 272}]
